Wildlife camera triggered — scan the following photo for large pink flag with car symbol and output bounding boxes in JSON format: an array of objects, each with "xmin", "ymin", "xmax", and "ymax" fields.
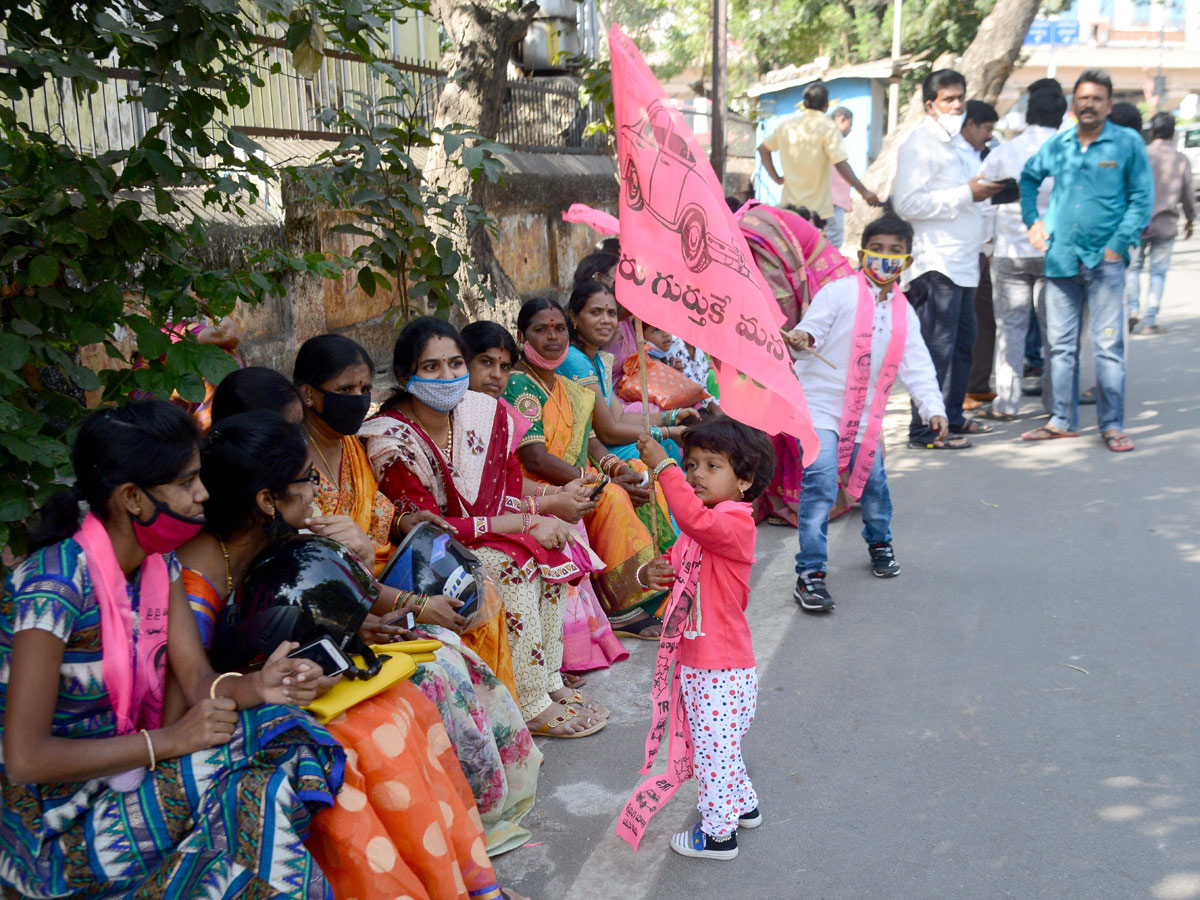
[{"xmin": 607, "ymin": 25, "xmax": 818, "ymax": 464}]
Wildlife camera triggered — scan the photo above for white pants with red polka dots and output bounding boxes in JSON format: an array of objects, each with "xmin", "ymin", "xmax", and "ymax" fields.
[{"xmin": 680, "ymin": 664, "xmax": 759, "ymax": 837}]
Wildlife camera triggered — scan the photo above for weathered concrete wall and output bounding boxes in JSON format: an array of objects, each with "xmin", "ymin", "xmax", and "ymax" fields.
[
  {"xmin": 490, "ymin": 151, "xmax": 618, "ymax": 299},
  {"xmin": 178, "ymin": 151, "xmax": 621, "ymax": 375}
]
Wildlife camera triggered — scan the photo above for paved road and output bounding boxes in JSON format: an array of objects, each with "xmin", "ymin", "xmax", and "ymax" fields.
[{"xmin": 494, "ymin": 242, "xmax": 1200, "ymax": 900}]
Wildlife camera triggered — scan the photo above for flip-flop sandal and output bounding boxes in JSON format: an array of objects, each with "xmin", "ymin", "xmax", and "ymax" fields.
[
  {"xmin": 974, "ymin": 407, "xmax": 1018, "ymax": 421},
  {"xmin": 950, "ymin": 419, "xmax": 994, "ymax": 434},
  {"xmin": 562, "ymin": 672, "xmax": 588, "ymax": 689},
  {"xmin": 556, "ymin": 689, "xmax": 609, "ymax": 719},
  {"xmin": 612, "ymin": 614, "xmax": 662, "ymax": 641},
  {"xmin": 907, "ymin": 436, "xmax": 972, "ymax": 450},
  {"xmin": 1020, "ymin": 425, "xmax": 1079, "ymax": 441},
  {"xmin": 1103, "ymin": 431, "xmax": 1135, "ymax": 452},
  {"xmin": 527, "ymin": 705, "xmax": 606, "ymax": 739}
]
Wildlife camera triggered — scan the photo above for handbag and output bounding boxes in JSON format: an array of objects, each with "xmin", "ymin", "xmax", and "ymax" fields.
[{"xmin": 616, "ymin": 356, "xmax": 708, "ymax": 409}]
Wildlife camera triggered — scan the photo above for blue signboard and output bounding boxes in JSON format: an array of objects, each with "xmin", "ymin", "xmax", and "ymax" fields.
[{"xmin": 1023, "ymin": 19, "xmax": 1080, "ymax": 45}]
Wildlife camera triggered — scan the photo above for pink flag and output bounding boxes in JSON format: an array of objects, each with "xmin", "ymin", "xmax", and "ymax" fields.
[
  {"xmin": 562, "ymin": 203, "xmax": 620, "ymax": 236},
  {"xmin": 608, "ymin": 25, "xmax": 818, "ymax": 465}
]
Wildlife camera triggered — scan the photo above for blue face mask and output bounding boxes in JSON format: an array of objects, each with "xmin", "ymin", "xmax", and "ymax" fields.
[{"xmin": 406, "ymin": 373, "xmax": 470, "ymax": 412}]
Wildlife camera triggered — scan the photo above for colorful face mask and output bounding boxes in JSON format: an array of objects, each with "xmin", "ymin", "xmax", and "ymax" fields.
[
  {"xmin": 130, "ymin": 492, "xmax": 205, "ymax": 554},
  {"xmin": 406, "ymin": 373, "xmax": 470, "ymax": 412},
  {"xmin": 860, "ymin": 250, "xmax": 908, "ymax": 286}
]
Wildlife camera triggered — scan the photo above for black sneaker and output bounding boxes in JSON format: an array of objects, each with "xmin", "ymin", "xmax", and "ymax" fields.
[
  {"xmin": 868, "ymin": 542, "xmax": 901, "ymax": 577},
  {"xmin": 794, "ymin": 571, "xmax": 834, "ymax": 612},
  {"xmin": 670, "ymin": 823, "xmax": 738, "ymax": 860},
  {"xmin": 738, "ymin": 806, "xmax": 762, "ymax": 829}
]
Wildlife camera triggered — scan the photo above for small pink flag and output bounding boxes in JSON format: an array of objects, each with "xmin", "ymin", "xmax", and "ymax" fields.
[
  {"xmin": 607, "ymin": 25, "xmax": 818, "ymax": 465},
  {"xmin": 562, "ymin": 203, "xmax": 620, "ymax": 236}
]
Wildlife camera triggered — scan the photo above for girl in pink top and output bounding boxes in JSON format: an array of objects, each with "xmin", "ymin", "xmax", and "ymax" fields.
[{"xmin": 617, "ymin": 418, "xmax": 775, "ymax": 861}]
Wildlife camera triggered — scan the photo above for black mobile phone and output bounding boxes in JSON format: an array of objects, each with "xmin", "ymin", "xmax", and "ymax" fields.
[
  {"xmin": 288, "ymin": 636, "xmax": 352, "ymax": 677},
  {"xmin": 588, "ymin": 475, "xmax": 611, "ymax": 500},
  {"xmin": 990, "ymin": 178, "xmax": 1020, "ymax": 205}
]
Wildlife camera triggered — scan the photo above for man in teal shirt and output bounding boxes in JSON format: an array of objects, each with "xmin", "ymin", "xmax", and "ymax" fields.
[{"xmin": 1018, "ymin": 68, "xmax": 1151, "ymax": 452}]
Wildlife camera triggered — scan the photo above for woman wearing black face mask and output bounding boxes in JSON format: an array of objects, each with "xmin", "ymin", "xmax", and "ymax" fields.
[{"xmin": 294, "ymin": 335, "xmax": 466, "ymax": 630}]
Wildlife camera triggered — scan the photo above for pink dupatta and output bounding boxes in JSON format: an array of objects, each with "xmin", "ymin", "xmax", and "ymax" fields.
[
  {"xmin": 73, "ymin": 512, "xmax": 170, "ymax": 736},
  {"xmin": 616, "ymin": 539, "xmax": 704, "ymax": 851},
  {"xmin": 835, "ymin": 274, "xmax": 909, "ymax": 500}
]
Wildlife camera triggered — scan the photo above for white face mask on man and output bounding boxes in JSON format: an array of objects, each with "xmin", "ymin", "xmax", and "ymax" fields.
[{"xmin": 933, "ymin": 109, "xmax": 966, "ymax": 138}]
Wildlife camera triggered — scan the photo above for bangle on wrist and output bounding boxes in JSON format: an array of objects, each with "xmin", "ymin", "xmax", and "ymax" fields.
[
  {"xmin": 209, "ymin": 671, "xmax": 242, "ymax": 701},
  {"xmin": 635, "ymin": 563, "xmax": 649, "ymax": 591},
  {"xmin": 140, "ymin": 728, "xmax": 157, "ymax": 772},
  {"xmin": 651, "ymin": 457, "xmax": 677, "ymax": 478}
]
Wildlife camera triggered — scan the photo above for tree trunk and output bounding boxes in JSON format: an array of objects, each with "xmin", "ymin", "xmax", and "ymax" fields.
[
  {"xmin": 423, "ymin": 0, "xmax": 538, "ymax": 329},
  {"xmin": 843, "ymin": 0, "xmax": 1042, "ymax": 247}
]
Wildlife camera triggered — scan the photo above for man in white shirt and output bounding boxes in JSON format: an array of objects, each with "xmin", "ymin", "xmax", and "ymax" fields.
[
  {"xmin": 955, "ymin": 100, "xmax": 1001, "ymax": 410},
  {"xmin": 893, "ymin": 69, "xmax": 1004, "ymax": 449},
  {"xmin": 976, "ymin": 87, "xmax": 1067, "ymax": 417}
]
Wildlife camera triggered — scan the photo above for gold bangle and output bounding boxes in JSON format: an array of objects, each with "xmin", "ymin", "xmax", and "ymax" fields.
[
  {"xmin": 209, "ymin": 671, "xmax": 242, "ymax": 701},
  {"xmin": 140, "ymin": 728, "xmax": 157, "ymax": 772}
]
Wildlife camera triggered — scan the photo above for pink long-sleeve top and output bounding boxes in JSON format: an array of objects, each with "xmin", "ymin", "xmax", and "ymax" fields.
[{"xmin": 658, "ymin": 465, "xmax": 757, "ymax": 670}]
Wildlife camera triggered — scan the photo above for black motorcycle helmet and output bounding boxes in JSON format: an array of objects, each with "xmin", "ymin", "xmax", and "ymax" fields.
[
  {"xmin": 211, "ymin": 535, "xmax": 384, "ymax": 678},
  {"xmin": 379, "ymin": 521, "xmax": 485, "ymax": 622}
]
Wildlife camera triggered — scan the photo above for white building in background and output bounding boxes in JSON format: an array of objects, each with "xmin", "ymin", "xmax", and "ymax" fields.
[{"xmin": 1000, "ymin": 0, "xmax": 1200, "ymax": 123}]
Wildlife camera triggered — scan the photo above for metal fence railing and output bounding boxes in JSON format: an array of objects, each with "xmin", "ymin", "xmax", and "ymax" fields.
[
  {"xmin": 497, "ymin": 78, "xmax": 608, "ymax": 154},
  {"xmin": 2, "ymin": 24, "xmax": 608, "ymax": 166}
]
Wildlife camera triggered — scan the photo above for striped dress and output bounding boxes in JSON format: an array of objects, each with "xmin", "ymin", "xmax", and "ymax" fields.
[{"xmin": 0, "ymin": 539, "xmax": 345, "ymax": 899}]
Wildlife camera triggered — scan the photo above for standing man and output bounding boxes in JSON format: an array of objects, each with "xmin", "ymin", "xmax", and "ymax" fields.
[
  {"xmin": 826, "ymin": 106, "xmax": 857, "ymax": 249},
  {"xmin": 1125, "ymin": 111, "xmax": 1194, "ymax": 335},
  {"xmin": 894, "ymin": 69, "xmax": 1004, "ymax": 449},
  {"xmin": 955, "ymin": 100, "xmax": 1002, "ymax": 410},
  {"xmin": 977, "ymin": 87, "xmax": 1068, "ymax": 419},
  {"xmin": 1019, "ymin": 69, "xmax": 1152, "ymax": 452},
  {"xmin": 759, "ymin": 82, "xmax": 880, "ymax": 228}
]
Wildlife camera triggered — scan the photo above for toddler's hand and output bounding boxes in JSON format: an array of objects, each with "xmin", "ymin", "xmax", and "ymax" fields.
[
  {"xmin": 643, "ymin": 558, "xmax": 676, "ymax": 591},
  {"xmin": 636, "ymin": 433, "xmax": 668, "ymax": 469}
]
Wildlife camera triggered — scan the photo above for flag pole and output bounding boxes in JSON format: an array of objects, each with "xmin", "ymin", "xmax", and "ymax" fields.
[{"xmin": 633, "ymin": 317, "xmax": 660, "ymax": 547}]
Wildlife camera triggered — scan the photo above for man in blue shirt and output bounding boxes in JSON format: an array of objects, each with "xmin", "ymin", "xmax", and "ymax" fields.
[{"xmin": 1018, "ymin": 68, "xmax": 1152, "ymax": 452}]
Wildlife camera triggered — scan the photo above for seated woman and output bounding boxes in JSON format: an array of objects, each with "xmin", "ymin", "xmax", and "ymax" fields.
[
  {"xmin": 558, "ymin": 280, "xmax": 699, "ymax": 463},
  {"xmin": 178, "ymin": 412, "xmax": 531, "ymax": 892},
  {"xmin": 209, "ymin": 364, "xmax": 543, "ymax": 848},
  {"xmin": 0, "ymin": 400, "xmax": 341, "ymax": 899},
  {"xmin": 502, "ymin": 297, "xmax": 674, "ymax": 639},
  {"xmin": 212, "ymin": 364, "xmax": 306, "ymax": 425},
  {"xmin": 360, "ymin": 317, "xmax": 609, "ymax": 738},
  {"xmin": 462, "ymin": 320, "xmax": 627, "ymax": 678}
]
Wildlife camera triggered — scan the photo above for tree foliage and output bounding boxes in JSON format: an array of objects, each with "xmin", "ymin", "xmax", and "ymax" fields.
[
  {"xmin": 600, "ymin": 0, "xmax": 1022, "ymax": 97},
  {"xmin": 0, "ymin": 0, "xmax": 505, "ymax": 558}
]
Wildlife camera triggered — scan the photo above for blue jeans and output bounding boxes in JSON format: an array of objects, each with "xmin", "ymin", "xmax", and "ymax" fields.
[
  {"xmin": 1045, "ymin": 260, "xmax": 1126, "ymax": 433},
  {"xmin": 1124, "ymin": 236, "xmax": 1174, "ymax": 327},
  {"xmin": 795, "ymin": 430, "xmax": 893, "ymax": 574},
  {"xmin": 907, "ymin": 271, "xmax": 976, "ymax": 440}
]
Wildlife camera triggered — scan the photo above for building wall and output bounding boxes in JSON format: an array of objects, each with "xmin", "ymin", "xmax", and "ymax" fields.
[{"xmin": 217, "ymin": 152, "xmax": 620, "ymax": 375}]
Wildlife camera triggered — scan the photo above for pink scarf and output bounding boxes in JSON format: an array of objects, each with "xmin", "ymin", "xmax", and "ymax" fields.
[
  {"xmin": 616, "ymin": 539, "xmax": 703, "ymax": 851},
  {"xmin": 836, "ymin": 274, "xmax": 908, "ymax": 500},
  {"xmin": 74, "ymin": 512, "xmax": 170, "ymax": 736}
]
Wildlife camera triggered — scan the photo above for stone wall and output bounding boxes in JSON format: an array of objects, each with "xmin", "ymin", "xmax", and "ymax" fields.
[{"xmin": 228, "ymin": 150, "xmax": 620, "ymax": 373}]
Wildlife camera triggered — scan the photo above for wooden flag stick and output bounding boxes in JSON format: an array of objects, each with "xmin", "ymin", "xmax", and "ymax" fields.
[
  {"xmin": 801, "ymin": 345, "xmax": 838, "ymax": 370},
  {"xmin": 633, "ymin": 317, "xmax": 660, "ymax": 548}
]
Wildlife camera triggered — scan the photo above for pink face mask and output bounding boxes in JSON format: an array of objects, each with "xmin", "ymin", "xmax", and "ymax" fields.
[
  {"xmin": 523, "ymin": 341, "xmax": 568, "ymax": 370},
  {"xmin": 130, "ymin": 492, "xmax": 205, "ymax": 554}
]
